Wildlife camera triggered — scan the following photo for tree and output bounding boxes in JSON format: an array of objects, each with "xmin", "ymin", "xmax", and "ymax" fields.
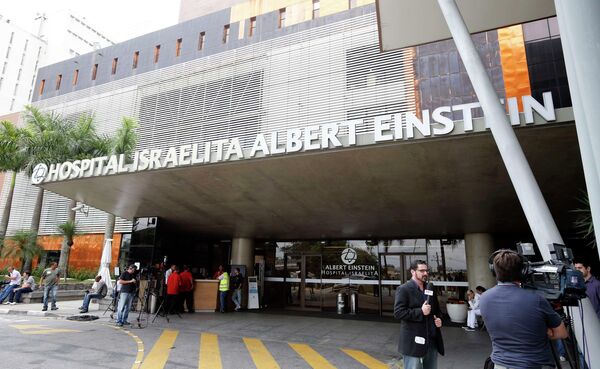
[
  {"xmin": 0, "ymin": 121, "xmax": 28, "ymax": 241},
  {"xmin": 1, "ymin": 230, "xmax": 43, "ymax": 272},
  {"xmin": 57, "ymin": 113, "xmax": 112, "ymax": 274},
  {"xmin": 101, "ymin": 117, "xmax": 138, "ymax": 280}
]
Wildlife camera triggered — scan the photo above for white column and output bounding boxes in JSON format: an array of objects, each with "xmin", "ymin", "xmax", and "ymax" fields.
[
  {"xmin": 437, "ymin": 0, "xmax": 563, "ymax": 261},
  {"xmin": 554, "ymin": 0, "xmax": 600, "ymax": 261},
  {"xmin": 231, "ymin": 237, "xmax": 254, "ymax": 276},
  {"xmin": 465, "ymin": 233, "xmax": 496, "ymax": 291}
]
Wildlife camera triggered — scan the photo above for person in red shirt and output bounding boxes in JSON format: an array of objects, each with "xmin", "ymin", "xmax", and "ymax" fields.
[
  {"xmin": 166, "ymin": 266, "xmax": 181, "ymax": 315},
  {"xmin": 213, "ymin": 265, "xmax": 224, "ymax": 279},
  {"xmin": 179, "ymin": 265, "xmax": 194, "ymax": 313}
]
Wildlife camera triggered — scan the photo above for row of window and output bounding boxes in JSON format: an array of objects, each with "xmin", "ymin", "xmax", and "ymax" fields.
[{"xmin": 38, "ymin": 0, "xmax": 362, "ymax": 95}]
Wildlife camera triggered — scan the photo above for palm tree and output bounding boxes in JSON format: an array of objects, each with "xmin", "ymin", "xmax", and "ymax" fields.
[
  {"xmin": 101, "ymin": 117, "xmax": 138, "ymax": 275},
  {"xmin": 0, "ymin": 121, "xmax": 28, "ymax": 241},
  {"xmin": 57, "ymin": 113, "xmax": 112, "ymax": 274},
  {"xmin": 1, "ymin": 230, "xmax": 43, "ymax": 272}
]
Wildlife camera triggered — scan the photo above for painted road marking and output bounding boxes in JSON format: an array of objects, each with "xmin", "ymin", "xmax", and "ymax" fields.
[
  {"xmin": 243, "ymin": 337, "xmax": 281, "ymax": 369},
  {"xmin": 342, "ymin": 348, "xmax": 390, "ymax": 369},
  {"xmin": 139, "ymin": 329, "xmax": 179, "ymax": 369},
  {"xmin": 10, "ymin": 324, "xmax": 80, "ymax": 335},
  {"xmin": 199, "ymin": 333, "xmax": 222, "ymax": 369},
  {"xmin": 289, "ymin": 343, "xmax": 337, "ymax": 369}
]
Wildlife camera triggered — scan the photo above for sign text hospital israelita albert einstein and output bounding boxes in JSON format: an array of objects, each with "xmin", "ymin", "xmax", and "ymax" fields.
[{"xmin": 31, "ymin": 92, "xmax": 557, "ymax": 185}]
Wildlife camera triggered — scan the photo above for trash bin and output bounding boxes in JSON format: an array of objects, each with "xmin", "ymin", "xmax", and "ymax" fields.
[
  {"xmin": 337, "ymin": 292, "xmax": 347, "ymax": 314},
  {"xmin": 349, "ymin": 292, "xmax": 358, "ymax": 315}
]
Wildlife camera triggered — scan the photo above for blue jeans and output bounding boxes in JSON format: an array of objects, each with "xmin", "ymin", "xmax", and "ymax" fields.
[
  {"xmin": 43, "ymin": 285, "xmax": 58, "ymax": 309},
  {"xmin": 10, "ymin": 287, "xmax": 33, "ymax": 303},
  {"xmin": 81, "ymin": 293, "xmax": 102, "ymax": 311},
  {"xmin": 232, "ymin": 289, "xmax": 242, "ymax": 309},
  {"xmin": 116, "ymin": 292, "xmax": 134, "ymax": 324},
  {"xmin": 403, "ymin": 343, "xmax": 438, "ymax": 369},
  {"xmin": 219, "ymin": 291, "xmax": 228, "ymax": 312},
  {"xmin": 0, "ymin": 284, "xmax": 17, "ymax": 302}
]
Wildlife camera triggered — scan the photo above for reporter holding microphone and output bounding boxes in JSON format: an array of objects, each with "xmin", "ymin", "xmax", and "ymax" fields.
[{"xmin": 394, "ymin": 260, "xmax": 444, "ymax": 369}]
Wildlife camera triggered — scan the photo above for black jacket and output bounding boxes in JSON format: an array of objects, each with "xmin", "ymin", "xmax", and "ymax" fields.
[{"xmin": 394, "ymin": 280, "xmax": 444, "ymax": 357}]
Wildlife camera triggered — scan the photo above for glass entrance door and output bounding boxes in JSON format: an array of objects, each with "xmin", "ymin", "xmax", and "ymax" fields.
[
  {"xmin": 379, "ymin": 253, "xmax": 427, "ymax": 316},
  {"xmin": 285, "ymin": 254, "xmax": 322, "ymax": 310}
]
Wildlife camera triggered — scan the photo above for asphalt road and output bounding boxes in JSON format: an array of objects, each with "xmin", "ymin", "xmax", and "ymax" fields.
[{"xmin": 0, "ymin": 314, "xmax": 398, "ymax": 369}]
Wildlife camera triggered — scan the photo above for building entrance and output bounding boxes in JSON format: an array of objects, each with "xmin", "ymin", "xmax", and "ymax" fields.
[
  {"xmin": 284, "ymin": 254, "xmax": 322, "ymax": 311},
  {"xmin": 379, "ymin": 252, "xmax": 427, "ymax": 316}
]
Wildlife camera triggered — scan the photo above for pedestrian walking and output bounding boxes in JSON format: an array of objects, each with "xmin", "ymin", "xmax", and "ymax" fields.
[{"xmin": 40, "ymin": 262, "xmax": 60, "ymax": 311}]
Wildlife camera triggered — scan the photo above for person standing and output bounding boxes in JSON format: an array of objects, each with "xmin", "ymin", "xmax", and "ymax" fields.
[
  {"xmin": 8, "ymin": 271, "xmax": 35, "ymax": 304},
  {"xmin": 166, "ymin": 266, "xmax": 181, "ymax": 314},
  {"xmin": 116, "ymin": 265, "xmax": 137, "ymax": 327},
  {"xmin": 480, "ymin": 249, "xmax": 567, "ymax": 369},
  {"xmin": 230, "ymin": 268, "xmax": 244, "ymax": 311},
  {"xmin": 79, "ymin": 275, "xmax": 107, "ymax": 313},
  {"xmin": 213, "ymin": 265, "xmax": 224, "ymax": 279},
  {"xmin": 1, "ymin": 267, "xmax": 22, "ymax": 304},
  {"xmin": 217, "ymin": 268, "xmax": 230, "ymax": 313},
  {"xmin": 40, "ymin": 262, "xmax": 60, "ymax": 311},
  {"xmin": 394, "ymin": 260, "xmax": 444, "ymax": 369},
  {"xmin": 179, "ymin": 265, "xmax": 194, "ymax": 313},
  {"xmin": 574, "ymin": 260, "xmax": 600, "ymax": 320}
]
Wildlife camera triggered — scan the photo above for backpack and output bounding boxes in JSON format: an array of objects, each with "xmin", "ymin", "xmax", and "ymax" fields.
[{"xmin": 99, "ymin": 283, "xmax": 108, "ymax": 298}]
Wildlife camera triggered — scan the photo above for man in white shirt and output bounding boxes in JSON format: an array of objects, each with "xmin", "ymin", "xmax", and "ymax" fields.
[
  {"xmin": 464, "ymin": 285, "xmax": 486, "ymax": 331},
  {"xmin": 1, "ymin": 266, "xmax": 22, "ymax": 304}
]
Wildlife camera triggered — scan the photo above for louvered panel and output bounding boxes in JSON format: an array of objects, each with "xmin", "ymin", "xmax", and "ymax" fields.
[{"xmin": 7, "ymin": 12, "xmax": 416, "ymax": 235}]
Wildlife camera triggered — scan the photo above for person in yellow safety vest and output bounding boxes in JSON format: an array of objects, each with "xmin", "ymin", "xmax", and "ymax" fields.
[{"xmin": 218, "ymin": 269, "xmax": 230, "ymax": 313}]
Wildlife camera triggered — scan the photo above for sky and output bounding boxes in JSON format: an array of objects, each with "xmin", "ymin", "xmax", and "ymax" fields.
[{"xmin": 0, "ymin": 0, "xmax": 180, "ymax": 42}]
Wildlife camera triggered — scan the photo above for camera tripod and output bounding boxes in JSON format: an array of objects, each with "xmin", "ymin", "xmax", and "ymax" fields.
[
  {"xmin": 151, "ymin": 290, "xmax": 182, "ymax": 323},
  {"xmin": 549, "ymin": 298, "xmax": 589, "ymax": 369}
]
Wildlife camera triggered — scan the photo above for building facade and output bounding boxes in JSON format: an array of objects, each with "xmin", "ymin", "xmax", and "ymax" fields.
[{"xmin": 0, "ymin": 1, "xmax": 587, "ymax": 317}]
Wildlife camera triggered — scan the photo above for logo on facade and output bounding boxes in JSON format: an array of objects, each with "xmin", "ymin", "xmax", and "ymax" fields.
[
  {"xmin": 341, "ymin": 248, "xmax": 357, "ymax": 265},
  {"xmin": 31, "ymin": 163, "xmax": 48, "ymax": 185}
]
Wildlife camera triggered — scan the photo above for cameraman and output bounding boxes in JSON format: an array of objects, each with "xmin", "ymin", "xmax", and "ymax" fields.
[{"xmin": 481, "ymin": 249, "xmax": 567, "ymax": 369}]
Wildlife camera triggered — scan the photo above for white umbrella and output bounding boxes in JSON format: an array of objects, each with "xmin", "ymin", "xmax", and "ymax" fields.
[{"xmin": 98, "ymin": 238, "xmax": 114, "ymax": 291}]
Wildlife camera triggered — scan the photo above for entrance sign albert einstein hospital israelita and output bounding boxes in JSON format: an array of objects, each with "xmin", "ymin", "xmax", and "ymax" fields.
[{"xmin": 31, "ymin": 92, "xmax": 557, "ymax": 185}]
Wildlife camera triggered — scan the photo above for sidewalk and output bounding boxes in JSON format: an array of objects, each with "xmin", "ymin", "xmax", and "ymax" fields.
[{"xmin": 0, "ymin": 299, "xmax": 103, "ymax": 318}]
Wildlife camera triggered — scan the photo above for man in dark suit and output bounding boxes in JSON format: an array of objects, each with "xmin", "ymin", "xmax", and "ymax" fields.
[{"xmin": 394, "ymin": 259, "xmax": 444, "ymax": 369}]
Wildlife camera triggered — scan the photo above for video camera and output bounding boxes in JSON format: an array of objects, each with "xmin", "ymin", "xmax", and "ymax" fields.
[{"xmin": 517, "ymin": 243, "xmax": 587, "ymax": 304}]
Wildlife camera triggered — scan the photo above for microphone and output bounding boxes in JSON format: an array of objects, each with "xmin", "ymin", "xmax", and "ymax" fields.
[{"xmin": 425, "ymin": 282, "xmax": 434, "ymax": 304}]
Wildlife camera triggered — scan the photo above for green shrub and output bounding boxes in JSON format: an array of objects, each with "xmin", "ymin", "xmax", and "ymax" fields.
[
  {"xmin": 31, "ymin": 265, "xmax": 45, "ymax": 279},
  {"xmin": 68, "ymin": 268, "xmax": 97, "ymax": 281}
]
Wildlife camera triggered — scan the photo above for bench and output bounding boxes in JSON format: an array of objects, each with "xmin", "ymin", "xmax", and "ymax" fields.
[{"xmin": 19, "ymin": 282, "xmax": 92, "ymax": 304}]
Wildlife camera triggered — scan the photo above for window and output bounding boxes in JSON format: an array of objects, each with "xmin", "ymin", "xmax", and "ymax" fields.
[
  {"xmin": 17, "ymin": 68, "xmax": 22, "ymax": 81},
  {"xmin": 55, "ymin": 75, "xmax": 62, "ymax": 90},
  {"xmin": 278, "ymin": 8, "xmax": 286, "ymax": 28},
  {"xmin": 9, "ymin": 32, "xmax": 14, "ymax": 44},
  {"xmin": 0, "ymin": 77, "xmax": 3, "ymax": 90},
  {"xmin": 39, "ymin": 79, "xmax": 45, "ymax": 95},
  {"xmin": 154, "ymin": 45, "xmax": 160, "ymax": 64},
  {"xmin": 72, "ymin": 69, "xmax": 79, "ymax": 85},
  {"xmin": 176, "ymin": 38, "xmax": 182, "ymax": 57},
  {"xmin": 132, "ymin": 51, "xmax": 139, "ymax": 69},
  {"xmin": 91, "ymin": 64, "xmax": 98, "ymax": 80},
  {"xmin": 349, "ymin": 0, "xmax": 358, "ymax": 8},
  {"xmin": 222, "ymin": 25, "xmax": 230, "ymax": 44},
  {"xmin": 5, "ymin": 46, "xmax": 11, "ymax": 59},
  {"xmin": 198, "ymin": 32, "xmax": 206, "ymax": 50},
  {"xmin": 312, "ymin": 0, "xmax": 320, "ymax": 19},
  {"xmin": 112, "ymin": 57, "xmax": 118, "ymax": 75},
  {"xmin": 249, "ymin": 17, "xmax": 257, "ymax": 37}
]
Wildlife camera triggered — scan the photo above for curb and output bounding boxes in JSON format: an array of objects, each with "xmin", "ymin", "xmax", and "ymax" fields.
[{"xmin": 0, "ymin": 308, "xmax": 73, "ymax": 319}]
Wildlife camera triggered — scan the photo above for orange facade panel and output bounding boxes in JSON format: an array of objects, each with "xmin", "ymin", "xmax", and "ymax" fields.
[
  {"xmin": 498, "ymin": 25, "xmax": 531, "ymax": 111},
  {"xmin": 38, "ymin": 233, "xmax": 122, "ymax": 271}
]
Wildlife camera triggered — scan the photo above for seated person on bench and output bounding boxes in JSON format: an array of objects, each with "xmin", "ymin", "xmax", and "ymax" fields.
[
  {"xmin": 464, "ymin": 286, "xmax": 486, "ymax": 331},
  {"xmin": 79, "ymin": 275, "xmax": 108, "ymax": 313},
  {"xmin": 7, "ymin": 271, "xmax": 36, "ymax": 304}
]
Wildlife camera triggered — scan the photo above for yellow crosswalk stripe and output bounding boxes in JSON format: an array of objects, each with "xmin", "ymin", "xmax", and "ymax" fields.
[
  {"xmin": 341, "ymin": 348, "xmax": 390, "ymax": 369},
  {"xmin": 139, "ymin": 329, "xmax": 179, "ymax": 369},
  {"xmin": 199, "ymin": 333, "xmax": 222, "ymax": 369},
  {"xmin": 243, "ymin": 337, "xmax": 281, "ymax": 369},
  {"xmin": 10, "ymin": 324, "xmax": 80, "ymax": 334},
  {"xmin": 289, "ymin": 343, "xmax": 337, "ymax": 369}
]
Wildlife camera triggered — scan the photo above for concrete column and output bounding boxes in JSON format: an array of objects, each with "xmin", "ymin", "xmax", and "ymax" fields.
[
  {"xmin": 465, "ymin": 233, "xmax": 496, "ymax": 291},
  {"xmin": 231, "ymin": 237, "xmax": 255, "ymax": 276}
]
